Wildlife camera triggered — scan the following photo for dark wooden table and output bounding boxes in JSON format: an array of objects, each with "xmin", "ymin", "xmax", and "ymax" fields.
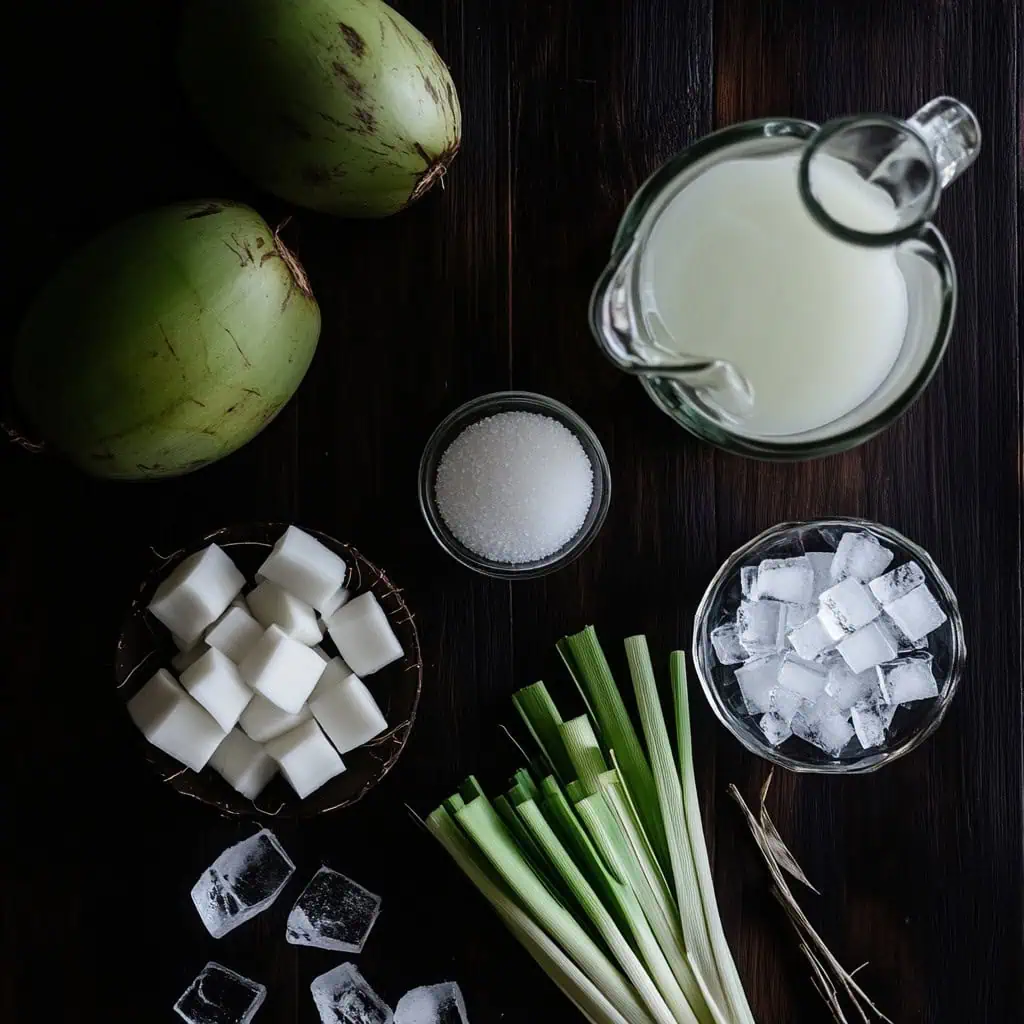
[{"xmin": 2, "ymin": 2, "xmax": 1021, "ymax": 1021}]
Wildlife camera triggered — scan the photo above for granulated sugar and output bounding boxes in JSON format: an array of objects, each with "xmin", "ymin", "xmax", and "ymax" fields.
[{"xmin": 435, "ymin": 411, "xmax": 594, "ymax": 563}]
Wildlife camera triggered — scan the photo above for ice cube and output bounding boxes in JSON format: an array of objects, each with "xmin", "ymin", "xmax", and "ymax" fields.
[
  {"xmin": 395, "ymin": 983, "xmax": 469, "ymax": 1024},
  {"xmin": 205, "ymin": 605, "xmax": 265, "ymax": 665},
  {"xmin": 247, "ymin": 580, "xmax": 323, "ymax": 646},
  {"xmin": 787, "ymin": 615, "xmax": 834, "ymax": 661},
  {"xmin": 769, "ymin": 686, "xmax": 809, "ymax": 725},
  {"xmin": 174, "ymin": 962, "xmax": 266, "ymax": 1024},
  {"xmin": 784, "ymin": 603, "xmax": 816, "ymax": 630},
  {"xmin": 286, "ymin": 866, "xmax": 382, "ymax": 952},
  {"xmin": 181, "ymin": 648, "xmax": 254, "ymax": 733},
  {"xmin": 264, "ymin": 718, "xmax": 346, "ymax": 799},
  {"xmin": 239, "ymin": 693, "xmax": 312, "ymax": 744},
  {"xmin": 877, "ymin": 655, "xmax": 939, "ymax": 704},
  {"xmin": 875, "ymin": 615, "xmax": 929, "ymax": 655},
  {"xmin": 191, "ymin": 829, "xmax": 295, "ymax": 939},
  {"xmin": 816, "ymin": 604, "xmax": 849, "ymax": 643},
  {"xmin": 210, "ymin": 729, "xmax": 278, "ymax": 801},
  {"xmin": 819, "ymin": 577, "xmax": 881, "ymax": 632},
  {"xmin": 758, "ymin": 711, "xmax": 792, "ymax": 747},
  {"xmin": 736, "ymin": 599, "xmax": 786, "ymax": 655},
  {"xmin": 326, "ymin": 593, "xmax": 404, "ymax": 677},
  {"xmin": 804, "ymin": 551, "xmax": 833, "ymax": 598},
  {"xmin": 850, "ymin": 701, "xmax": 887, "ymax": 749},
  {"xmin": 836, "ymin": 622, "xmax": 898, "ymax": 674},
  {"xmin": 777, "ymin": 653, "xmax": 827, "ymax": 701},
  {"xmin": 710, "ymin": 623, "xmax": 747, "ymax": 665},
  {"xmin": 734, "ymin": 656, "xmax": 781, "ymax": 713},
  {"xmin": 311, "ymin": 963, "xmax": 393, "ymax": 1024},
  {"xmin": 148, "ymin": 545, "xmax": 246, "ymax": 646},
  {"xmin": 830, "ymin": 531, "xmax": 894, "ymax": 582},
  {"xmin": 824, "ymin": 663, "xmax": 877, "ymax": 710},
  {"xmin": 259, "ymin": 525, "xmax": 348, "ymax": 612},
  {"xmin": 868, "ymin": 560, "xmax": 925, "ymax": 605},
  {"xmin": 239, "ymin": 625, "xmax": 328, "ymax": 714},
  {"xmin": 756, "ymin": 556, "xmax": 815, "ymax": 604},
  {"xmin": 740, "ymin": 566, "xmax": 759, "ymax": 600},
  {"xmin": 320, "ymin": 587, "xmax": 351, "ymax": 619},
  {"xmin": 882, "ymin": 585, "xmax": 948, "ymax": 642},
  {"xmin": 127, "ymin": 669, "xmax": 226, "ymax": 772},
  {"xmin": 792, "ymin": 697, "xmax": 855, "ymax": 756},
  {"xmin": 309, "ymin": 661, "xmax": 388, "ymax": 754}
]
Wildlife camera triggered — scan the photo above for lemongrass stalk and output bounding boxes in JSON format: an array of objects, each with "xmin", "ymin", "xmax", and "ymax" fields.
[
  {"xmin": 625, "ymin": 636, "xmax": 731, "ymax": 1021},
  {"xmin": 515, "ymin": 799, "xmax": 680, "ymax": 1024},
  {"xmin": 495, "ymin": 793, "xmax": 552, "ymax": 883},
  {"xmin": 460, "ymin": 775, "xmax": 487, "ymax": 803},
  {"xmin": 577, "ymin": 793, "xmax": 716, "ymax": 1024},
  {"xmin": 560, "ymin": 627, "xmax": 670, "ymax": 873},
  {"xmin": 561, "ymin": 715, "xmax": 610, "ymax": 795},
  {"xmin": 567, "ymin": 779, "xmax": 588, "ymax": 803},
  {"xmin": 542, "ymin": 776, "xmax": 624, "ymax": 884},
  {"xmin": 425, "ymin": 807, "xmax": 648, "ymax": 1024},
  {"xmin": 513, "ymin": 682, "xmax": 575, "ymax": 782},
  {"xmin": 454, "ymin": 796, "xmax": 654, "ymax": 1024},
  {"xmin": 444, "ymin": 792, "xmax": 465, "ymax": 816},
  {"xmin": 514, "ymin": 767, "xmax": 541, "ymax": 803},
  {"xmin": 672, "ymin": 651, "xmax": 756, "ymax": 1024}
]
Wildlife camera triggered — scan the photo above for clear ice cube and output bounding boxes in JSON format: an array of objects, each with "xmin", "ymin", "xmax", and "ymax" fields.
[
  {"xmin": 737, "ymin": 599, "xmax": 786, "ymax": 655},
  {"xmin": 792, "ymin": 698, "xmax": 855, "ymax": 756},
  {"xmin": 174, "ymin": 962, "xmax": 266, "ymax": 1024},
  {"xmin": 804, "ymin": 551, "xmax": 834, "ymax": 598},
  {"xmin": 850, "ymin": 701, "xmax": 888, "ymax": 749},
  {"xmin": 311, "ymin": 963, "xmax": 393, "ymax": 1024},
  {"xmin": 395, "ymin": 983, "xmax": 469, "ymax": 1024},
  {"xmin": 734, "ymin": 656, "xmax": 781, "ymax": 713},
  {"xmin": 758, "ymin": 711, "xmax": 792, "ymax": 747},
  {"xmin": 769, "ymin": 686, "xmax": 809, "ymax": 725},
  {"xmin": 819, "ymin": 577, "xmax": 881, "ymax": 632},
  {"xmin": 286, "ymin": 866, "xmax": 382, "ymax": 953},
  {"xmin": 877, "ymin": 655, "xmax": 939, "ymax": 704},
  {"xmin": 787, "ymin": 614, "xmax": 834, "ymax": 661},
  {"xmin": 756, "ymin": 556, "xmax": 815, "ymax": 605},
  {"xmin": 830, "ymin": 531, "xmax": 894, "ymax": 582},
  {"xmin": 191, "ymin": 830, "xmax": 295, "ymax": 939},
  {"xmin": 883, "ymin": 585, "xmax": 948, "ymax": 642},
  {"xmin": 710, "ymin": 623, "xmax": 747, "ymax": 665},
  {"xmin": 740, "ymin": 566, "xmax": 759, "ymax": 600},
  {"xmin": 836, "ymin": 621, "xmax": 898, "ymax": 674},
  {"xmin": 824, "ymin": 663, "xmax": 877, "ymax": 710},
  {"xmin": 777, "ymin": 653, "xmax": 827, "ymax": 701},
  {"xmin": 868, "ymin": 560, "xmax": 925, "ymax": 605}
]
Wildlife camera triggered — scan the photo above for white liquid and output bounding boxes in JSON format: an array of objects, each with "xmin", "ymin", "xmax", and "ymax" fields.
[{"xmin": 640, "ymin": 151, "xmax": 909, "ymax": 436}]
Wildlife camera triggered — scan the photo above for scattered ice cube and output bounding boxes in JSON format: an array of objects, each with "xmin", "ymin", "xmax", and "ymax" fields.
[
  {"xmin": 756, "ymin": 556, "xmax": 815, "ymax": 604},
  {"xmin": 286, "ymin": 866, "xmax": 382, "ymax": 952},
  {"xmin": 310, "ymin": 662, "xmax": 388, "ymax": 754},
  {"xmin": 877, "ymin": 655, "xmax": 939, "ymax": 704},
  {"xmin": 868, "ymin": 560, "xmax": 925, "ymax": 605},
  {"xmin": 830, "ymin": 531, "xmax": 894, "ymax": 582},
  {"xmin": 311, "ymin": 963, "xmax": 393, "ymax": 1024},
  {"xmin": 740, "ymin": 566, "xmax": 759, "ymax": 600},
  {"xmin": 239, "ymin": 693, "xmax": 312, "ymax": 744},
  {"xmin": 850, "ymin": 701, "xmax": 888, "ymax": 749},
  {"xmin": 777, "ymin": 653, "xmax": 827, "ymax": 701},
  {"xmin": 734, "ymin": 656, "xmax": 781, "ymax": 713},
  {"xmin": 259, "ymin": 525, "xmax": 348, "ymax": 613},
  {"xmin": 883, "ymin": 584, "xmax": 948, "ymax": 642},
  {"xmin": 239, "ymin": 625, "xmax": 328, "ymax": 714},
  {"xmin": 769, "ymin": 686, "xmax": 809, "ymax": 725},
  {"xmin": 737, "ymin": 599, "xmax": 786, "ymax": 655},
  {"xmin": 804, "ymin": 551, "xmax": 833, "ymax": 598},
  {"xmin": 247, "ymin": 580, "xmax": 324, "ymax": 647},
  {"xmin": 710, "ymin": 623, "xmax": 747, "ymax": 665},
  {"xmin": 210, "ymin": 729, "xmax": 278, "ymax": 801},
  {"xmin": 836, "ymin": 621, "xmax": 898, "ymax": 674},
  {"xmin": 191, "ymin": 829, "xmax": 295, "ymax": 939},
  {"xmin": 264, "ymin": 718, "xmax": 346, "ymax": 800},
  {"xmin": 758, "ymin": 711, "xmax": 792, "ymax": 747},
  {"xmin": 395, "ymin": 983, "xmax": 469, "ymax": 1024},
  {"xmin": 819, "ymin": 577, "xmax": 881, "ymax": 632},
  {"xmin": 205, "ymin": 605, "xmax": 265, "ymax": 665},
  {"xmin": 174, "ymin": 962, "xmax": 266, "ymax": 1024},
  {"xmin": 787, "ymin": 615, "xmax": 834, "ymax": 661},
  {"xmin": 181, "ymin": 648, "xmax": 255, "ymax": 733},
  {"xmin": 326, "ymin": 593, "xmax": 405, "ymax": 677},
  {"xmin": 824, "ymin": 663, "xmax": 877, "ymax": 710}
]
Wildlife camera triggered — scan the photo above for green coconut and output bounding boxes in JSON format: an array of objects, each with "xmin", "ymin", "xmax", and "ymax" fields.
[
  {"xmin": 178, "ymin": 0, "xmax": 462, "ymax": 218},
  {"xmin": 13, "ymin": 200, "xmax": 320, "ymax": 479}
]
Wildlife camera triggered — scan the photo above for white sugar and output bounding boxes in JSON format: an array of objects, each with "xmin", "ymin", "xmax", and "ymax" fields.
[{"xmin": 434, "ymin": 411, "xmax": 594, "ymax": 564}]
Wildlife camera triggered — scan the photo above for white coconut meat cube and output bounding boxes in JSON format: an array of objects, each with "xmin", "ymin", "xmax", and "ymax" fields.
[
  {"xmin": 239, "ymin": 625, "xmax": 327, "ymax": 714},
  {"xmin": 246, "ymin": 580, "xmax": 323, "ymax": 646},
  {"xmin": 127, "ymin": 668, "xmax": 226, "ymax": 772},
  {"xmin": 204, "ymin": 604, "xmax": 264, "ymax": 664},
  {"xmin": 257, "ymin": 526, "xmax": 347, "ymax": 612},
  {"xmin": 319, "ymin": 587, "xmax": 350, "ymax": 619},
  {"xmin": 171, "ymin": 643, "xmax": 208, "ymax": 675},
  {"xmin": 311, "ymin": 645, "xmax": 331, "ymax": 663},
  {"xmin": 264, "ymin": 718, "xmax": 345, "ymax": 799},
  {"xmin": 310, "ymin": 659, "xmax": 388, "ymax": 754},
  {"xmin": 180, "ymin": 647, "xmax": 254, "ymax": 733},
  {"xmin": 210, "ymin": 728, "xmax": 278, "ymax": 800},
  {"xmin": 147, "ymin": 544, "xmax": 245, "ymax": 646},
  {"xmin": 325, "ymin": 592, "xmax": 404, "ymax": 676},
  {"xmin": 239, "ymin": 693, "xmax": 312, "ymax": 744}
]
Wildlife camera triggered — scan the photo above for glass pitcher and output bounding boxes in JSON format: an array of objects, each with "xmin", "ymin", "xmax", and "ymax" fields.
[{"xmin": 590, "ymin": 97, "xmax": 981, "ymax": 460}]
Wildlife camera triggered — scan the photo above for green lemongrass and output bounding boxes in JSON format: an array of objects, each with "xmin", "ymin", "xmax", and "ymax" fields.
[
  {"xmin": 513, "ymin": 682, "xmax": 575, "ymax": 782},
  {"xmin": 672, "ymin": 652, "xmax": 756, "ymax": 1024},
  {"xmin": 566, "ymin": 779, "xmax": 588, "ymax": 803},
  {"xmin": 560, "ymin": 627, "xmax": 670, "ymax": 873},
  {"xmin": 561, "ymin": 715, "xmax": 610, "ymax": 795},
  {"xmin": 454, "ymin": 796, "xmax": 654, "ymax": 1024},
  {"xmin": 444, "ymin": 792, "xmax": 465, "ymax": 816},
  {"xmin": 542, "ymin": 776, "xmax": 624, "ymax": 884},
  {"xmin": 495, "ymin": 794, "xmax": 551, "ymax": 881},
  {"xmin": 625, "ymin": 636, "xmax": 730, "ymax": 1021},
  {"xmin": 515, "ymin": 799, "xmax": 681, "ymax": 1024},
  {"xmin": 424, "ymin": 807, "xmax": 646, "ymax": 1024},
  {"xmin": 460, "ymin": 775, "xmax": 487, "ymax": 803},
  {"xmin": 514, "ymin": 767, "xmax": 541, "ymax": 803},
  {"xmin": 577, "ymin": 793, "xmax": 715, "ymax": 1024}
]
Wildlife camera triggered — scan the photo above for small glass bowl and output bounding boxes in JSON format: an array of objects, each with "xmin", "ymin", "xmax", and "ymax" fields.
[
  {"xmin": 418, "ymin": 391, "xmax": 611, "ymax": 579},
  {"xmin": 692, "ymin": 517, "xmax": 965, "ymax": 774}
]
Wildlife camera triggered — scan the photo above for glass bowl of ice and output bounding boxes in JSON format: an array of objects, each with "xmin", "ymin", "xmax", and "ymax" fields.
[
  {"xmin": 692, "ymin": 517, "xmax": 965, "ymax": 773},
  {"xmin": 115, "ymin": 523, "xmax": 422, "ymax": 818}
]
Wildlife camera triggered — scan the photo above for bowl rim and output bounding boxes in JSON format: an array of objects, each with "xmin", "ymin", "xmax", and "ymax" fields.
[
  {"xmin": 417, "ymin": 390, "xmax": 612, "ymax": 579},
  {"xmin": 691, "ymin": 516, "xmax": 966, "ymax": 774}
]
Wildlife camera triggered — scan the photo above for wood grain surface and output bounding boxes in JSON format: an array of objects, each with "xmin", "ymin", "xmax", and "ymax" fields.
[{"xmin": 1, "ymin": 1, "xmax": 1020, "ymax": 1022}]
